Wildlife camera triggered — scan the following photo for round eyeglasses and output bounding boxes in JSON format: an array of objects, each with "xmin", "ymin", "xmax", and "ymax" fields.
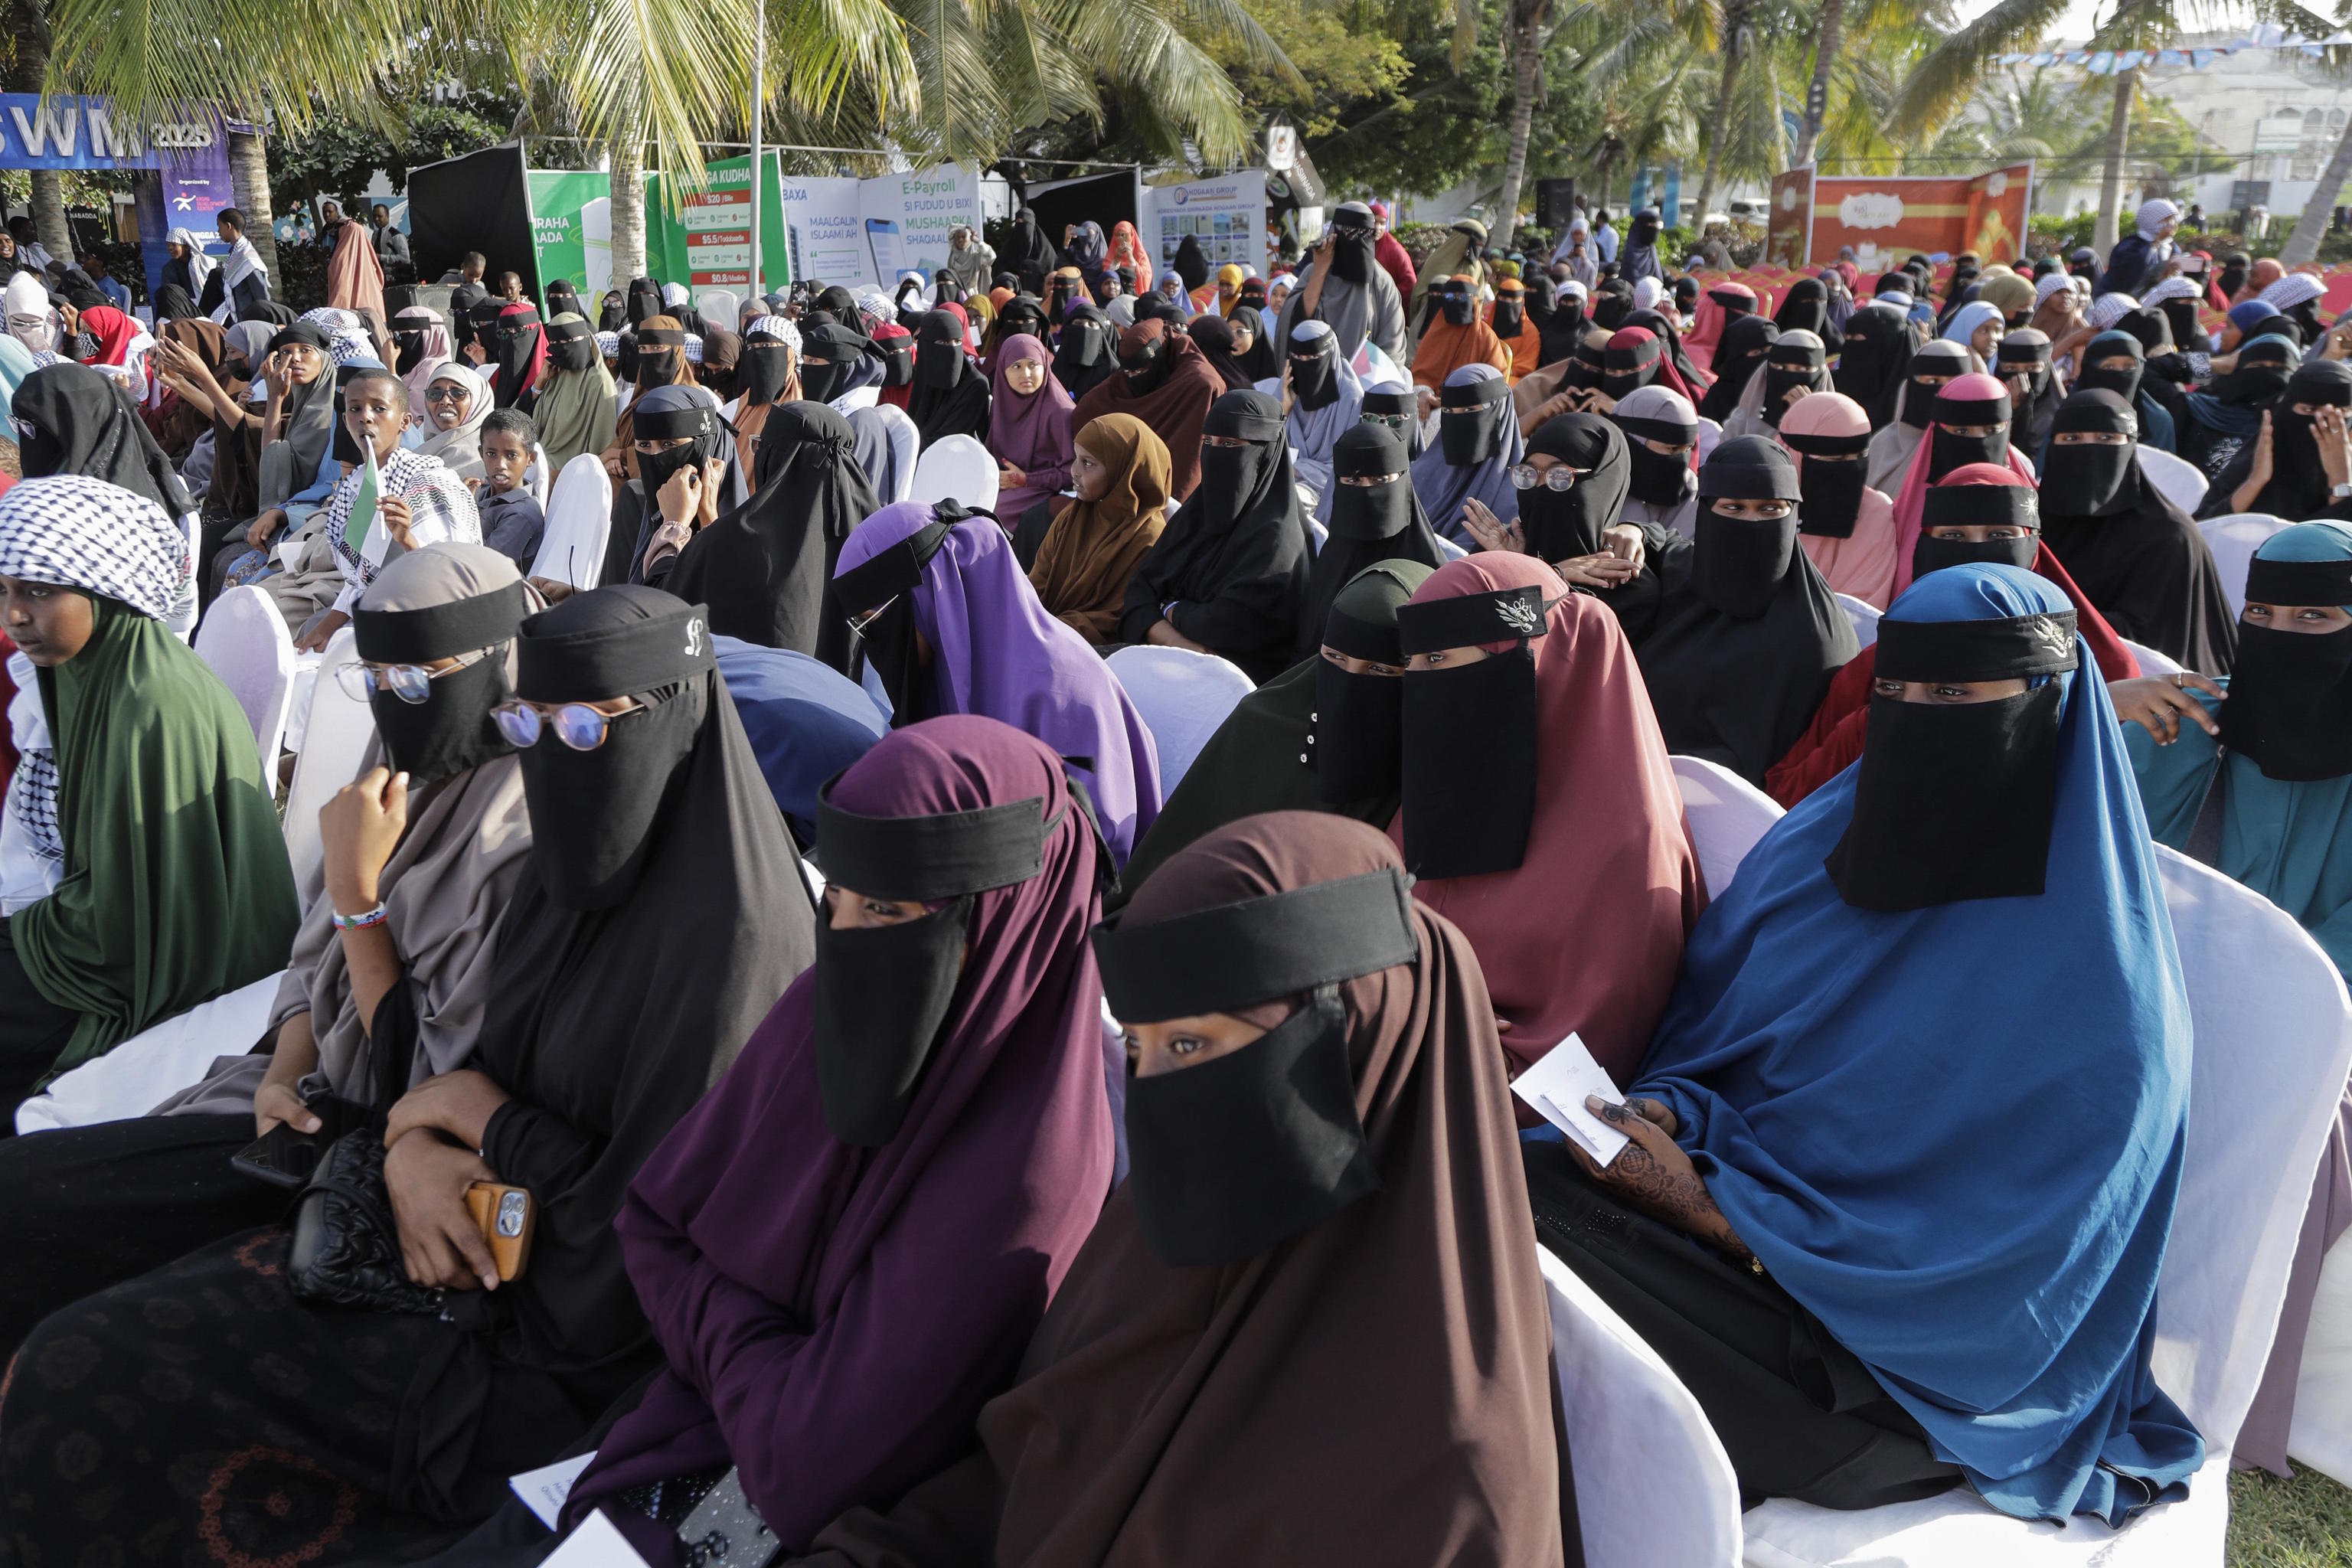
[
  {"xmin": 491, "ymin": 699, "xmax": 647, "ymax": 751},
  {"xmin": 1508, "ymin": 465, "xmax": 1580, "ymax": 492},
  {"xmin": 335, "ymin": 655, "xmax": 488, "ymax": 705}
]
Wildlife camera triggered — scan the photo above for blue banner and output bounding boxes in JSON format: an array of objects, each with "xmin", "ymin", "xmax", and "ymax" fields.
[{"xmin": 0, "ymin": 95, "xmax": 223, "ymax": 170}]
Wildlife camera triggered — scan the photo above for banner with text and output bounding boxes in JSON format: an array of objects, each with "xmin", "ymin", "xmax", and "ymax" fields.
[
  {"xmin": 528, "ymin": 170, "xmax": 616, "ymax": 306},
  {"xmin": 647, "ymin": 153, "xmax": 792, "ymax": 316},
  {"xmin": 1141, "ymin": 172, "xmax": 1269, "ymax": 276},
  {"xmin": 1794, "ymin": 162, "xmax": 2032, "ymax": 268}
]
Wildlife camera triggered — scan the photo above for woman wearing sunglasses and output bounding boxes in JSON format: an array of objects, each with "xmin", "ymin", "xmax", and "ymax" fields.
[
  {"xmin": 0, "ymin": 542, "xmax": 534, "ymax": 1357},
  {"xmin": 0, "ymin": 585, "xmax": 815, "ymax": 1564},
  {"xmin": 417, "ymin": 361, "xmax": 493, "ymax": 484}
]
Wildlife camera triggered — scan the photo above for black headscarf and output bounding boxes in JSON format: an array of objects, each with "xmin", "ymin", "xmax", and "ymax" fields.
[
  {"xmin": 152, "ymin": 283, "xmax": 198, "ymax": 324},
  {"xmin": 1832, "ymin": 301, "xmax": 1914, "ymax": 430},
  {"xmin": 467, "ymin": 585, "xmax": 810, "ymax": 1414},
  {"xmin": 1297, "ymin": 425, "xmax": 1446, "ymax": 658},
  {"xmin": 13, "ymin": 362, "xmax": 194, "ymax": 521},
  {"xmin": 1187, "ymin": 315, "xmax": 1255, "ymax": 392},
  {"xmin": 1173, "ymin": 237, "xmax": 1211, "ymax": 294},
  {"xmin": 1052, "ymin": 302, "xmax": 1117, "ymax": 400},
  {"xmin": 1228, "ymin": 304, "xmax": 1278, "ymax": 382},
  {"xmin": 1618, "ymin": 436, "xmax": 1858, "ymax": 784},
  {"xmin": 796, "ymin": 320, "xmax": 875, "ymax": 406},
  {"xmin": 626, "ymin": 277, "xmax": 665, "ymax": 328},
  {"xmin": 1773, "ymin": 276, "xmax": 1842, "ymax": 358},
  {"xmin": 2203, "ymin": 358, "xmax": 2352, "ymax": 525},
  {"xmin": 1008, "ymin": 208, "xmax": 1058, "ymax": 295},
  {"xmin": 1625, "ymin": 307, "xmax": 1707, "ymax": 391},
  {"xmin": 663, "ymin": 401, "xmax": 880, "ymax": 675},
  {"xmin": 1517, "ymin": 412, "xmax": 1630, "ymax": 564},
  {"xmin": 2041, "ymin": 387, "xmax": 2239, "ymax": 675},
  {"xmin": 1531, "ymin": 277, "xmax": 1583, "ymax": 368},
  {"xmin": 905, "ymin": 309, "xmax": 991, "ymax": 449},
  {"xmin": 599, "ymin": 290, "xmax": 628, "ymax": 331},
  {"xmin": 491, "ymin": 303, "xmax": 543, "ymax": 410},
  {"xmin": 1118, "ymin": 390, "xmax": 1314, "ymax": 681},
  {"xmin": 2217, "ymin": 253, "xmax": 2252, "ymax": 303},
  {"xmin": 1697, "ymin": 315, "xmax": 1778, "ymax": 424}
]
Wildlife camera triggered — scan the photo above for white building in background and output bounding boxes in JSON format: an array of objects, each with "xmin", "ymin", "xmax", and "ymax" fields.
[{"xmin": 2140, "ymin": 36, "xmax": 2352, "ymax": 222}]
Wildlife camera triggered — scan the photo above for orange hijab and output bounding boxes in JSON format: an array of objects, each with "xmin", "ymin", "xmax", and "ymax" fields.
[
  {"xmin": 1485, "ymin": 280, "xmax": 1543, "ymax": 384},
  {"xmin": 1413, "ymin": 276, "xmax": 1511, "ymax": 390}
]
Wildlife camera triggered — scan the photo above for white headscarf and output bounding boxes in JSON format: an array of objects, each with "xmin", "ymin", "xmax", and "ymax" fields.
[
  {"xmin": 2262, "ymin": 273, "xmax": 2326, "ymax": 312},
  {"xmin": 419, "ymin": 363, "xmax": 493, "ymax": 481},
  {"xmin": 2086, "ymin": 291, "xmax": 2140, "ymax": 332},
  {"xmin": 165, "ymin": 227, "xmax": 216, "ymax": 296},
  {"xmin": 2034, "ymin": 273, "xmax": 2073, "ymax": 308},
  {"xmin": 2135, "ymin": 199, "xmax": 2180, "ymax": 242},
  {"xmin": 1632, "ymin": 276, "xmax": 1665, "ymax": 313},
  {"xmin": 4, "ymin": 272, "xmax": 54, "ymax": 355}
]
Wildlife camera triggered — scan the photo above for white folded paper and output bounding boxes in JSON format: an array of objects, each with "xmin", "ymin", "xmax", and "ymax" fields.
[
  {"xmin": 509, "ymin": 1450, "xmax": 597, "ymax": 1530},
  {"xmin": 1510, "ymin": 1031, "xmax": 1631, "ymax": 1168}
]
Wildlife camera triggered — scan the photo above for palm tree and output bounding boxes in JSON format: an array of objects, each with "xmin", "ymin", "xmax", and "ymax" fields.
[
  {"xmin": 9, "ymin": 0, "xmax": 78, "ymax": 268},
  {"xmin": 1449, "ymin": 0, "xmax": 1555, "ymax": 236}
]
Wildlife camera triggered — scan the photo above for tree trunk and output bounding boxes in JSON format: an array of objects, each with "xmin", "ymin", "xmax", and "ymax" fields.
[
  {"xmin": 609, "ymin": 126, "xmax": 647, "ymax": 288},
  {"xmin": 7, "ymin": 0, "xmax": 70, "ymax": 268},
  {"xmin": 2091, "ymin": 67, "xmax": 2136, "ymax": 256},
  {"xmin": 1789, "ymin": 0, "xmax": 1846, "ymax": 169},
  {"xmin": 225, "ymin": 127, "xmax": 279, "ymax": 290},
  {"xmin": 1493, "ymin": 2, "xmax": 1544, "ymax": 241},
  {"xmin": 2283, "ymin": 111, "xmax": 2352, "ymax": 264},
  {"xmin": 1693, "ymin": 2, "xmax": 1745, "ymax": 224}
]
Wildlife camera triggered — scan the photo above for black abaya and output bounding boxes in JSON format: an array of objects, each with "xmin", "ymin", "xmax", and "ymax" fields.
[
  {"xmin": 2041, "ymin": 456, "xmax": 2239, "ymax": 675},
  {"xmin": 905, "ymin": 309, "xmax": 991, "ymax": 449},
  {"xmin": 1117, "ymin": 390, "xmax": 1313, "ymax": 681},
  {"xmin": 662, "ymin": 402, "xmax": 880, "ymax": 674}
]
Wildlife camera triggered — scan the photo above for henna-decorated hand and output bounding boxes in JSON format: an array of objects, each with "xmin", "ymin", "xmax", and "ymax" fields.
[{"xmin": 1567, "ymin": 1095, "xmax": 1749, "ymax": 1259}]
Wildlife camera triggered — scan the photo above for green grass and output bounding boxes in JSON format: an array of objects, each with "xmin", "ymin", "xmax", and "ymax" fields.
[{"xmin": 2230, "ymin": 1465, "xmax": 2352, "ymax": 1566}]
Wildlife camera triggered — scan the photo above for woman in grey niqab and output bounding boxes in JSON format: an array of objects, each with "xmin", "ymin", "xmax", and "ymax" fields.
[{"xmin": 1269, "ymin": 318, "xmax": 1367, "ymax": 521}]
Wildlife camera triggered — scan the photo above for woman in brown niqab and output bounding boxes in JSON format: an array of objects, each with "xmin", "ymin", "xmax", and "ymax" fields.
[{"xmin": 794, "ymin": 812, "xmax": 1576, "ymax": 1568}]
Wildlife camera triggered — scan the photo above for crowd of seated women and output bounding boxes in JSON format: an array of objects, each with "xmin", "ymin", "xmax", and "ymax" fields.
[{"xmin": 0, "ymin": 245, "xmax": 2349, "ymax": 1566}]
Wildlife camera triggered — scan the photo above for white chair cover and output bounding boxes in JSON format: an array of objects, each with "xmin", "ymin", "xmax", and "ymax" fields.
[
  {"xmin": 2197, "ymin": 512, "xmax": 2296, "ymax": 616},
  {"xmin": 1834, "ymin": 592, "xmax": 1880, "ymax": 649},
  {"xmin": 526, "ymin": 441, "xmax": 553, "ymax": 509},
  {"xmin": 908, "ymin": 434, "xmax": 1001, "ymax": 514},
  {"xmin": 1553, "ymin": 830, "xmax": 2352, "ymax": 1566},
  {"xmin": 1103, "ymin": 645, "xmax": 1254, "ymax": 793},
  {"xmin": 1669, "ymin": 754, "xmax": 1784, "ymax": 901},
  {"xmin": 2293, "ymin": 1240, "xmax": 2352, "ymax": 1486},
  {"xmin": 2135, "ymin": 447, "xmax": 2210, "ymax": 516},
  {"xmin": 2122, "ymin": 639, "xmax": 2182, "ymax": 677},
  {"xmin": 697, "ymin": 290, "xmax": 740, "ymax": 336},
  {"xmin": 13, "ymin": 969, "xmax": 284, "ymax": 1134},
  {"xmin": 531, "ymin": 453, "xmax": 615, "ymax": 588},
  {"xmin": 193, "ymin": 583, "xmax": 296, "ymax": 775},
  {"xmin": 280, "ymin": 626, "xmax": 377, "ymax": 890}
]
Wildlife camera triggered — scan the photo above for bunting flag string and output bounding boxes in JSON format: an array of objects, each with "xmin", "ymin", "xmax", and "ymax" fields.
[{"xmin": 1996, "ymin": 24, "xmax": 2352, "ymax": 71}]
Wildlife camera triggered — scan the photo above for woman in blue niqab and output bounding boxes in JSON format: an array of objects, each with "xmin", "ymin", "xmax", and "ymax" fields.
[{"xmin": 1609, "ymin": 564, "xmax": 2204, "ymax": 1523}]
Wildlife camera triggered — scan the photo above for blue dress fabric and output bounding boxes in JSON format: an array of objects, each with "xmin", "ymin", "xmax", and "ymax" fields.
[
  {"xmin": 1632, "ymin": 564, "xmax": 2204, "ymax": 1524},
  {"xmin": 714, "ymin": 635, "xmax": 889, "ymax": 843},
  {"xmin": 1410, "ymin": 363, "xmax": 1523, "ymax": 545}
]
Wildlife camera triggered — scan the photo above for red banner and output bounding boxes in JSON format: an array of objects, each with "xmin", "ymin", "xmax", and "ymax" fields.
[
  {"xmin": 1789, "ymin": 163, "xmax": 2033, "ymax": 270},
  {"xmin": 1766, "ymin": 168, "xmax": 1814, "ymax": 269}
]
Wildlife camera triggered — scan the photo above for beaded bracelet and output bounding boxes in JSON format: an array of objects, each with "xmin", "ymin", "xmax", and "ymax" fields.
[{"xmin": 332, "ymin": 904, "xmax": 390, "ymax": 932}]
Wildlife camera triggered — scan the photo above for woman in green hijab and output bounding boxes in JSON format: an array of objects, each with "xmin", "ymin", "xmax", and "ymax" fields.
[
  {"xmin": 1116, "ymin": 557, "xmax": 1434, "ymax": 903},
  {"xmin": 0, "ymin": 474, "xmax": 299, "ymax": 1124},
  {"xmin": 532, "ymin": 311, "xmax": 618, "ymax": 472},
  {"xmin": 2118, "ymin": 517, "xmax": 2352, "ymax": 1478}
]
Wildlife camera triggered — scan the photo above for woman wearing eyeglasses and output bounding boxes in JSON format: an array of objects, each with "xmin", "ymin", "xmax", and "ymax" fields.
[
  {"xmin": 0, "ymin": 542, "xmax": 528, "ymax": 1357},
  {"xmin": 0, "ymin": 584, "xmax": 813, "ymax": 1565}
]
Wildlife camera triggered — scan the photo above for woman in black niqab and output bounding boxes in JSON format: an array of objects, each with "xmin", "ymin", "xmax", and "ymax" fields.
[
  {"xmin": 1832, "ymin": 300, "xmax": 1916, "ymax": 430},
  {"xmin": 1228, "ymin": 303, "xmax": 1279, "ymax": 382},
  {"xmin": 1119, "ymin": 390, "xmax": 1314, "ymax": 681},
  {"xmin": 1697, "ymin": 315, "xmax": 1778, "ymax": 424},
  {"xmin": 1007, "ymin": 207, "xmax": 1058, "ymax": 296},
  {"xmin": 663, "ymin": 401, "xmax": 880, "ymax": 675},
  {"xmin": 2202, "ymin": 358, "xmax": 2352, "ymax": 524},
  {"xmin": 1296, "ymin": 423, "xmax": 1446, "ymax": 658},
  {"xmin": 1773, "ymin": 276, "xmax": 1843, "ymax": 357},
  {"xmin": 2043, "ymin": 387, "xmax": 2239, "ymax": 675},
  {"xmin": 906, "ymin": 308, "xmax": 991, "ymax": 448},
  {"xmin": 1173, "ymin": 236, "xmax": 1211, "ymax": 296},
  {"xmin": 1187, "ymin": 314, "xmax": 1256, "ymax": 392},
  {"xmin": 1052, "ymin": 301, "xmax": 1118, "ymax": 400}
]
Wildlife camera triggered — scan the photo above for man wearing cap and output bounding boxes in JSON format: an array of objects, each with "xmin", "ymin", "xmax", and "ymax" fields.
[
  {"xmin": 1368, "ymin": 201, "xmax": 1417, "ymax": 305},
  {"xmin": 1275, "ymin": 200, "xmax": 1407, "ymax": 364}
]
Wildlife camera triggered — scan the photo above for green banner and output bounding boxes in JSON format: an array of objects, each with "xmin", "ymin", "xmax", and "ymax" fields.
[
  {"xmin": 526, "ymin": 169, "xmax": 612, "ymax": 302},
  {"xmin": 646, "ymin": 152, "xmax": 790, "ymax": 314}
]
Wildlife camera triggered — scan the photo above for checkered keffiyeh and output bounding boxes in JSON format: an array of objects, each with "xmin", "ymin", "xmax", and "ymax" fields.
[
  {"xmin": 302, "ymin": 306, "xmax": 362, "ymax": 333},
  {"xmin": 684, "ymin": 334, "xmax": 705, "ymax": 366},
  {"xmin": 749, "ymin": 315, "xmax": 801, "ymax": 354},
  {"xmin": 2086, "ymin": 292, "xmax": 2139, "ymax": 332},
  {"xmin": 2262, "ymin": 273, "xmax": 2326, "ymax": 312},
  {"xmin": 8, "ymin": 746, "xmax": 58, "ymax": 862},
  {"xmin": 325, "ymin": 448, "xmax": 482, "ymax": 593},
  {"xmin": 0, "ymin": 475, "xmax": 191, "ymax": 621},
  {"xmin": 856, "ymin": 289, "xmax": 895, "ymax": 332},
  {"xmin": 328, "ymin": 330, "xmax": 377, "ymax": 368},
  {"xmin": 596, "ymin": 331, "xmax": 619, "ymax": 358}
]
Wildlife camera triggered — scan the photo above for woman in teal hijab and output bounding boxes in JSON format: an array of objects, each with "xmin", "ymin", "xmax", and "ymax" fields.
[
  {"xmin": 2122, "ymin": 518, "xmax": 2352, "ymax": 1475},
  {"xmin": 0, "ymin": 475, "xmax": 298, "ymax": 1125}
]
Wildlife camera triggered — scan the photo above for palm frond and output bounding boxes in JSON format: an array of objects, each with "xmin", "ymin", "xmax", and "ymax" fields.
[{"xmin": 1883, "ymin": 0, "xmax": 2073, "ymax": 139}]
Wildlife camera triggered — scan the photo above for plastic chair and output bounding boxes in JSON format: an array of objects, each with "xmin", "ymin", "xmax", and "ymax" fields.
[
  {"xmin": 531, "ymin": 453, "xmax": 615, "ymax": 590},
  {"xmin": 908, "ymin": 434, "xmax": 1001, "ymax": 514},
  {"xmin": 14, "ymin": 970, "xmax": 285, "ymax": 1135},
  {"xmin": 280, "ymin": 626, "xmax": 377, "ymax": 890},
  {"xmin": 1104, "ymin": 645, "xmax": 1254, "ymax": 794},
  {"xmin": 193, "ymin": 584, "xmax": 296, "ymax": 776},
  {"xmin": 1835, "ymin": 592, "xmax": 1882, "ymax": 650},
  {"xmin": 2197, "ymin": 512, "xmax": 2295, "ymax": 616},
  {"xmin": 2136, "ymin": 447, "xmax": 2210, "ymax": 517},
  {"xmin": 1545, "ymin": 837, "xmax": 2352, "ymax": 1567},
  {"xmin": 2122, "ymin": 639, "xmax": 2182, "ymax": 678},
  {"xmin": 1669, "ymin": 755, "xmax": 1784, "ymax": 902}
]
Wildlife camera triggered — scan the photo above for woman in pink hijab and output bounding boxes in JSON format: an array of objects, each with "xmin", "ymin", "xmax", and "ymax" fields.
[
  {"xmin": 1683, "ymin": 280, "xmax": 1758, "ymax": 374},
  {"xmin": 985, "ymin": 332, "xmax": 1076, "ymax": 523},
  {"xmin": 1782, "ymin": 390, "xmax": 1900, "ymax": 609},
  {"xmin": 1883, "ymin": 370, "xmax": 2040, "ymax": 598}
]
